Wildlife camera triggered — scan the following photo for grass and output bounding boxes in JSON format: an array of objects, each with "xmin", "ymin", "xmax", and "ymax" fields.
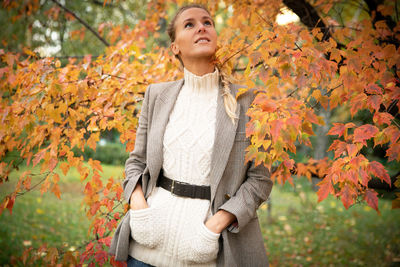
[
  {"xmin": 258, "ymin": 177, "xmax": 400, "ymax": 267},
  {"xmin": 0, "ymin": 163, "xmax": 124, "ymax": 266},
  {"xmin": 1, "ymin": 163, "xmax": 399, "ymax": 266}
]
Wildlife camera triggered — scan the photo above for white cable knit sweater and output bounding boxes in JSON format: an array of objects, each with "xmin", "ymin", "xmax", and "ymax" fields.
[{"xmin": 129, "ymin": 67, "xmax": 220, "ymax": 267}]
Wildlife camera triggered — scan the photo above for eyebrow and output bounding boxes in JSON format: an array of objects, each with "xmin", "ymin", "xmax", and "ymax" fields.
[{"xmin": 182, "ymin": 16, "xmax": 214, "ymax": 24}]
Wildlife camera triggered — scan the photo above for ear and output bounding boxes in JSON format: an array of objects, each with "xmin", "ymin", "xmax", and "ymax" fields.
[{"xmin": 171, "ymin": 42, "xmax": 180, "ymax": 56}]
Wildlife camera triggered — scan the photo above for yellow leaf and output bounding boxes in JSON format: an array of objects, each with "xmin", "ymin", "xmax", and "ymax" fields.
[
  {"xmin": 236, "ymin": 87, "xmax": 248, "ymax": 99},
  {"xmin": 59, "ymin": 162, "xmax": 70, "ymax": 176}
]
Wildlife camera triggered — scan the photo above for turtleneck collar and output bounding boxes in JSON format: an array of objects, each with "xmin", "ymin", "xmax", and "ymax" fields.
[{"xmin": 183, "ymin": 67, "xmax": 219, "ymax": 93}]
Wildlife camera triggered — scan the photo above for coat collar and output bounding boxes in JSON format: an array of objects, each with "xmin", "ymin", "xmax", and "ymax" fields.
[{"xmin": 146, "ymin": 79, "xmax": 241, "ymax": 203}]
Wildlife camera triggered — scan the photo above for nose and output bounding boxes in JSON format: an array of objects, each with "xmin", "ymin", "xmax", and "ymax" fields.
[{"xmin": 197, "ymin": 23, "xmax": 206, "ymax": 33}]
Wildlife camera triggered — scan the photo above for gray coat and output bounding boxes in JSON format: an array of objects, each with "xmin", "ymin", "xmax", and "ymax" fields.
[{"xmin": 108, "ymin": 78, "xmax": 273, "ymax": 267}]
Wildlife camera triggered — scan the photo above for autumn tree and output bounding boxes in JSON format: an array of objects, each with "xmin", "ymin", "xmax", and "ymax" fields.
[{"xmin": 0, "ymin": 0, "xmax": 399, "ymax": 265}]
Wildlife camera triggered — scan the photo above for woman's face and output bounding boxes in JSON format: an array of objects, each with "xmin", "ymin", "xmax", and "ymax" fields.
[{"xmin": 171, "ymin": 8, "xmax": 217, "ymax": 64}]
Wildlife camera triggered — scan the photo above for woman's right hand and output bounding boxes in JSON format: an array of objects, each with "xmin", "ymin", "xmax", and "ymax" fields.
[{"xmin": 129, "ymin": 183, "xmax": 149, "ymax": 210}]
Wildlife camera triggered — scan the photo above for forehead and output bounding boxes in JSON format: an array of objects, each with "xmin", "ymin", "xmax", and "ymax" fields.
[{"xmin": 176, "ymin": 8, "xmax": 211, "ymax": 23}]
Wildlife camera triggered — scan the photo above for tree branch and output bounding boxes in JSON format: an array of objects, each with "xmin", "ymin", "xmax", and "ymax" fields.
[
  {"xmin": 91, "ymin": 0, "xmax": 116, "ymax": 7},
  {"xmin": 50, "ymin": 0, "xmax": 110, "ymax": 47},
  {"xmin": 283, "ymin": 0, "xmax": 331, "ymax": 41}
]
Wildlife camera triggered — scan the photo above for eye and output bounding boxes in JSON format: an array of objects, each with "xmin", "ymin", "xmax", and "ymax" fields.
[
  {"xmin": 184, "ymin": 22, "xmax": 193, "ymax": 28},
  {"xmin": 204, "ymin": 20, "xmax": 213, "ymax": 26}
]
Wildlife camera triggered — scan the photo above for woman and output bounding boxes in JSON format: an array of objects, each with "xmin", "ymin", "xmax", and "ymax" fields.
[{"xmin": 109, "ymin": 4, "xmax": 273, "ymax": 267}]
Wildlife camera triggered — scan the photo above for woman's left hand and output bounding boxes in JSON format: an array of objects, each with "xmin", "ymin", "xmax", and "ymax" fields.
[{"xmin": 205, "ymin": 209, "xmax": 237, "ymax": 234}]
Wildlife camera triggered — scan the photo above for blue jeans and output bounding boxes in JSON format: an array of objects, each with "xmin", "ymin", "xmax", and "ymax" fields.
[{"xmin": 127, "ymin": 255, "xmax": 154, "ymax": 267}]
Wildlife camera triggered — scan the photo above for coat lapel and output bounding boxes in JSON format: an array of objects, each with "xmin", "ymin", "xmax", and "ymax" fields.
[
  {"xmin": 146, "ymin": 79, "xmax": 184, "ymax": 196},
  {"xmin": 210, "ymin": 84, "xmax": 241, "ymax": 202}
]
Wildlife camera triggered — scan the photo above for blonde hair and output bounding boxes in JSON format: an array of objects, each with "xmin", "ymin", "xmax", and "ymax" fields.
[{"xmin": 167, "ymin": 4, "xmax": 238, "ymax": 123}]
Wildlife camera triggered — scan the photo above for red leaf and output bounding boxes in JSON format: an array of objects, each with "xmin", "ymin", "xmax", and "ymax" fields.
[
  {"xmin": 48, "ymin": 157, "xmax": 58, "ymax": 172},
  {"xmin": 246, "ymin": 121, "xmax": 256, "ymax": 138},
  {"xmin": 353, "ymin": 124, "xmax": 379, "ymax": 144},
  {"xmin": 4, "ymin": 194, "xmax": 16, "ymax": 215},
  {"xmin": 364, "ymin": 189, "xmax": 380, "ymax": 214},
  {"xmin": 365, "ymin": 83, "xmax": 383, "ymax": 95},
  {"xmin": 327, "ymin": 140, "xmax": 347, "ymax": 159},
  {"xmin": 86, "ymin": 242, "xmax": 94, "ymax": 251},
  {"xmin": 316, "ymin": 177, "xmax": 334, "ymax": 202},
  {"xmin": 253, "ymin": 94, "xmax": 277, "ymax": 112},
  {"xmin": 327, "ymin": 123, "xmax": 346, "ymax": 136},
  {"xmin": 94, "ymin": 249, "xmax": 108, "ymax": 266},
  {"xmin": 270, "ymin": 119, "xmax": 283, "ymax": 142},
  {"xmin": 327, "ymin": 122, "xmax": 355, "ymax": 137},
  {"xmin": 350, "ymin": 93, "xmax": 367, "ymax": 117},
  {"xmin": 367, "ymin": 95, "xmax": 382, "ymax": 112},
  {"xmin": 359, "ymin": 168, "xmax": 370, "ymax": 186},
  {"xmin": 373, "ymin": 112, "xmax": 393, "ymax": 126},
  {"xmin": 368, "ymin": 161, "xmax": 391, "ymax": 186},
  {"xmin": 386, "ymin": 143, "xmax": 400, "ymax": 162},
  {"xmin": 33, "ymin": 149, "xmax": 46, "ymax": 167},
  {"xmin": 384, "ymin": 126, "xmax": 400, "ymax": 144},
  {"xmin": 305, "ymin": 110, "xmax": 319, "ymax": 124},
  {"xmin": 346, "ymin": 143, "xmax": 358, "ymax": 157},
  {"xmin": 340, "ymin": 184, "xmax": 356, "ymax": 209}
]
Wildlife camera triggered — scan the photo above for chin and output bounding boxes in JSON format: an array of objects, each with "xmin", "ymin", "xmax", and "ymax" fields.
[{"xmin": 192, "ymin": 49, "xmax": 216, "ymax": 58}]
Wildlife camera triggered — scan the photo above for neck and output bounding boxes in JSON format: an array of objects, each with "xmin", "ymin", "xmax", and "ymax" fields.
[
  {"xmin": 182, "ymin": 58, "xmax": 216, "ymax": 76},
  {"xmin": 183, "ymin": 66, "xmax": 219, "ymax": 93}
]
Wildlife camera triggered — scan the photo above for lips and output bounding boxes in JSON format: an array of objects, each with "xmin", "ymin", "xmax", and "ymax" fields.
[{"xmin": 195, "ymin": 37, "xmax": 210, "ymax": 43}]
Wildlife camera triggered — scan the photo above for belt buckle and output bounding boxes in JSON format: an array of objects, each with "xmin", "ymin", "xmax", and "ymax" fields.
[{"xmin": 170, "ymin": 179, "xmax": 176, "ymax": 196}]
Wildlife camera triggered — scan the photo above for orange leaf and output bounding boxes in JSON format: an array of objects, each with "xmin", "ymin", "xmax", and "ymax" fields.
[
  {"xmin": 386, "ymin": 143, "xmax": 400, "ymax": 162},
  {"xmin": 316, "ymin": 177, "xmax": 334, "ymax": 203},
  {"xmin": 383, "ymin": 126, "xmax": 400, "ymax": 144},
  {"xmin": 48, "ymin": 157, "xmax": 58, "ymax": 172},
  {"xmin": 364, "ymin": 189, "xmax": 380, "ymax": 214},
  {"xmin": 246, "ymin": 121, "xmax": 256, "ymax": 138},
  {"xmin": 359, "ymin": 168, "xmax": 370, "ymax": 186},
  {"xmin": 253, "ymin": 94, "xmax": 277, "ymax": 112},
  {"xmin": 367, "ymin": 95, "xmax": 382, "ymax": 112},
  {"xmin": 51, "ymin": 183, "xmax": 61, "ymax": 199},
  {"xmin": 346, "ymin": 143, "xmax": 358, "ymax": 157},
  {"xmin": 327, "ymin": 123, "xmax": 354, "ymax": 137},
  {"xmin": 365, "ymin": 83, "xmax": 382, "ymax": 95},
  {"xmin": 353, "ymin": 124, "xmax": 379, "ymax": 144},
  {"xmin": 373, "ymin": 112, "xmax": 393, "ymax": 126},
  {"xmin": 89, "ymin": 159, "xmax": 103, "ymax": 172},
  {"xmin": 340, "ymin": 184, "xmax": 356, "ymax": 209},
  {"xmin": 33, "ymin": 149, "xmax": 46, "ymax": 167},
  {"xmin": 368, "ymin": 161, "xmax": 391, "ymax": 186},
  {"xmin": 59, "ymin": 162, "xmax": 70, "ymax": 176},
  {"xmin": 328, "ymin": 140, "xmax": 347, "ymax": 158},
  {"xmin": 270, "ymin": 119, "xmax": 283, "ymax": 142},
  {"xmin": 305, "ymin": 110, "xmax": 319, "ymax": 124},
  {"xmin": 350, "ymin": 93, "xmax": 367, "ymax": 117},
  {"xmin": 245, "ymin": 145, "xmax": 258, "ymax": 163}
]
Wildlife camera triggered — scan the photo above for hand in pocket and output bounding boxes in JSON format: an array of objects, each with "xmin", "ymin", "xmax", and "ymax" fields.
[
  {"xmin": 178, "ymin": 222, "xmax": 221, "ymax": 263},
  {"xmin": 129, "ymin": 207, "xmax": 161, "ymax": 248}
]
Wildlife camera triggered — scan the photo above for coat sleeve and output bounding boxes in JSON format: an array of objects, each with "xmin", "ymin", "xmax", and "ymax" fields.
[
  {"xmin": 218, "ymin": 89, "xmax": 273, "ymax": 233},
  {"xmin": 123, "ymin": 84, "xmax": 151, "ymax": 203},
  {"xmin": 218, "ymin": 161, "xmax": 272, "ymax": 233}
]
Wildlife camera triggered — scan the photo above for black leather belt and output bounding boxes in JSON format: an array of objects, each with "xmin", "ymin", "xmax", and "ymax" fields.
[{"xmin": 156, "ymin": 170, "xmax": 211, "ymax": 200}]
